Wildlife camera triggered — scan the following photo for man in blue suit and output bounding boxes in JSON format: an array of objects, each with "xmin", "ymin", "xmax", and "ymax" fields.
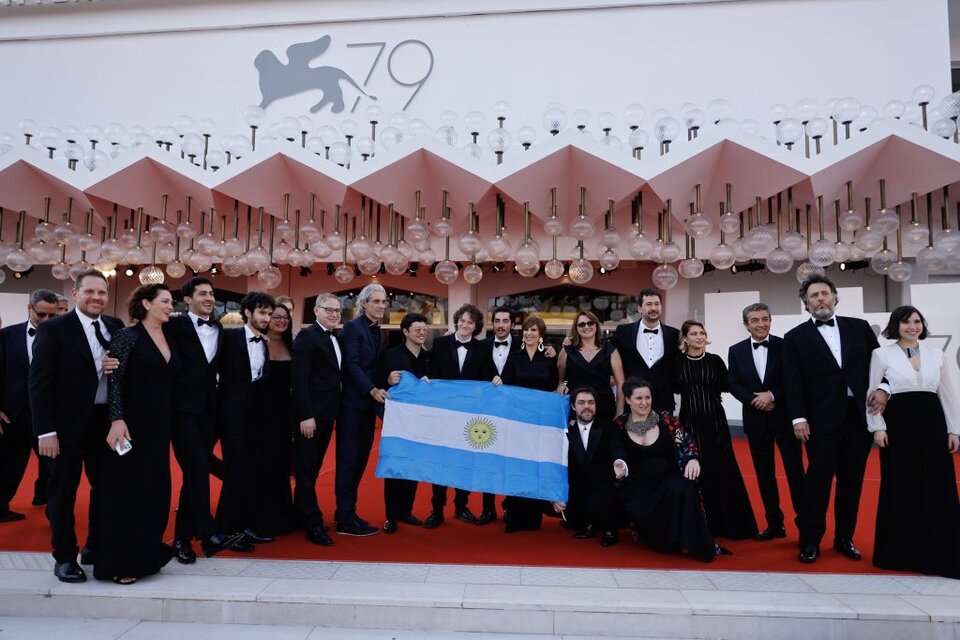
[
  {"xmin": 335, "ymin": 283, "xmax": 387, "ymax": 536},
  {"xmin": 727, "ymin": 302, "xmax": 804, "ymax": 542},
  {"xmin": 0, "ymin": 289, "xmax": 59, "ymax": 522}
]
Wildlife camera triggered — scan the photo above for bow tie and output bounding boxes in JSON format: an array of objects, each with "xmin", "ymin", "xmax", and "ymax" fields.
[
  {"xmin": 815, "ymin": 318, "xmax": 835, "ymax": 327},
  {"xmin": 197, "ymin": 317, "xmax": 214, "ymax": 327},
  {"xmin": 28, "ymin": 327, "xmax": 37, "ymax": 337},
  {"xmin": 249, "ymin": 335, "xmax": 263, "ymax": 343},
  {"xmin": 753, "ymin": 340, "xmax": 769, "ymax": 350},
  {"xmin": 494, "ymin": 341, "xmax": 509, "ymax": 348},
  {"xmin": 326, "ymin": 330, "xmax": 336, "ymax": 336},
  {"xmin": 643, "ymin": 328, "xmax": 659, "ymax": 334},
  {"xmin": 457, "ymin": 341, "xmax": 472, "ymax": 350}
]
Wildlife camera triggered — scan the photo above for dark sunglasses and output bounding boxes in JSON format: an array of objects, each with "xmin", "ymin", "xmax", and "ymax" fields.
[{"xmin": 576, "ymin": 320, "xmax": 596, "ymax": 328}]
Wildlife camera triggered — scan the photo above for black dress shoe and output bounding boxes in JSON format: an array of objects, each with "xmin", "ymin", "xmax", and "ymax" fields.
[
  {"xmin": 31, "ymin": 495, "xmax": 47, "ymax": 507},
  {"xmin": 424, "ymin": 511, "xmax": 444, "ymax": 529},
  {"xmin": 0, "ymin": 510, "xmax": 25, "ymax": 523},
  {"xmin": 714, "ymin": 544, "xmax": 733, "ymax": 556},
  {"xmin": 383, "ymin": 519, "xmax": 398, "ymax": 534},
  {"xmin": 79, "ymin": 547, "xmax": 95, "ymax": 565},
  {"xmin": 306, "ymin": 526, "xmax": 334, "ymax": 546},
  {"xmin": 242, "ymin": 528, "xmax": 274, "ymax": 543},
  {"xmin": 454, "ymin": 508, "xmax": 478, "ymax": 524},
  {"xmin": 400, "ymin": 514, "xmax": 423, "ymax": 526},
  {"xmin": 201, "ymin": 532, "xmax": 248, "ymax": 557},
  {"xmin": 833, "ymin": 538, "xmax": 862, "ymax": 560},
  {"xmin": 600, "ymin": 530, "xmax": 619, "ymax": 547},
  {"xmin": 476, "ymin": 510, "xmax": 497, "ymax": 526},
  {"xmin": 572, "ymin": 524, "xmax": 595, "ymax": 539},
  {"xmin": 336, "ymin": 518, "xmax": 379, "ymax": 537},
  {"xmin": 173, "ymin": 538, "xmax": 197, "ymax": 564},
  {"xmin": 755, "ymin": 525, "xmax": 787, "ymax": 541},
  {"xmin": 54, "ymin": 561, "xmax": 86, "ymax": 583},
  {"xmin": 798, "ymin": 542, "xmax": 820, "ymax": 563}
]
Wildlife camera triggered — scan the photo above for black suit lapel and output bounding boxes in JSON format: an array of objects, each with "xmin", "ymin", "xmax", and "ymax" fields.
[
  {"xmin": 66, "ymin": 313, "xmax": 96, "ymax": 374},
  {"xmin": 585, "ymin": 424, "xmax": 602, "ymax": 461},
  {"xmin": 12, "ymin": 324, "xmax": 28, "ymax": 367},
  {"xmin": 803, "ymin": 320, "xmax": 840, "ymax": 369},
  {"xmin": 568, "ymin": 424, "xmax": 587, "ymax": 464},
  {"xmin": 837, "ymin": 316, "xmax": 852, "ymax": 367}
]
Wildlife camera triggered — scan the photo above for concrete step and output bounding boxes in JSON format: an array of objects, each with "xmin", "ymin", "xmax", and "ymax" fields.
[{"xmin": 1, "ymin": 553, "xmax": 959, "ymax": 639}]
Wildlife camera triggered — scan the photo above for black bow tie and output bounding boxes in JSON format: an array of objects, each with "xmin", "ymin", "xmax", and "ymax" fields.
[
  {"xmin": 326, "ymin": 330, "xmax": 336, "ymax": 336},
  {"xmin": 197, "ymin": 317, "xmax": 214, "ymax": 327},
  {"xmin": 249, "ymin": 335, "xmax": 263, "ymax": 343},
  {"xmin": 494, "ymin": 341, "xmax": 508, "ymax": 348},
  {"xmin": 28, "ymin": 327, "xmax": 37, "ymax": 337},
  {"xmin": 457, "ymin": 341, "xmax": 472, "ymax": 350},
  {"xmin": 815, "ymin": 318, "xmax": 835, "ymax": 327},
  {"xmin": 643, "ymin": 328, "xmax": 659, "ymax": 334},
  {"xmin": 753, "ymin": 340, "xmax": 769, "ymax": 350}
]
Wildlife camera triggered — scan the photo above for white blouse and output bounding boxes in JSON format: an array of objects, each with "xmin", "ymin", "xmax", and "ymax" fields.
[{"xmin": 867, "ymin": 343, "xmax": 960, "ymax": 434}]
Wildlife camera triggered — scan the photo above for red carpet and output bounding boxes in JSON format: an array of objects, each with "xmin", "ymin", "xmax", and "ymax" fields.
[{"xmin": 1, "ymin": 432, "xmax": 951, "ymax": 574}]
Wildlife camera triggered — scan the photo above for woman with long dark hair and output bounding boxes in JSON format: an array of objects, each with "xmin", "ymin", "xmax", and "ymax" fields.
[{"xmin": 557, "ymin": 310, "xmax": 625, "ymax": 426}]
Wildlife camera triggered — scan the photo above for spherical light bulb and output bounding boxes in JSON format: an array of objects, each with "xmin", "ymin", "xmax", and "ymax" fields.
[
  {"xmin": 458, "ymin": 230, "xmax": 483, "ymax": 256},
  {"xmin": 795, "ymin": 262, "xmax": 825, "ymax": 283},
  {"xmin": 659, "ymin": 241, "xmax": 682, "ymax": 263},
  {"xmin": 718, "ymin": 213, "xmax": 740, "ymax": 234},
  {"xmin": 934, "ymin": 228, "xmax": 960, "ymax": 255},
  {"xmin": 838, "ymin": 207, "xmax": 864, "ymax": 232},
  {"xmin": 166, "ymin": 260, "xmax": 187, "ymax": 279},
  {"xmin": 138, "ymin": 264, "xmax": 165, "ymax": 285},
  {"xmin": 624, "ymin": 103, "xmax": 646, "ymax": 128},
  {"xmin": 854, "ymin": 228, "xmax": 883, "ymax": 252},
  {"xmin": 708, "ymin": 243, "xmax": 737, "ymax": 270},
  {"xmin": 886, "ymin": 261, "xmax": 913, "ymax": 282},
  {"xmin": 435, "ymin": 126, "xmax": 458, "ymax": 146},
  {"xmin": 544, "ymin": 259, "xmax": 565, "ymax": 279},
  {"xmin": 678, "ymin": 257, "xmax": 704, "ymax": 279},
  {"xmin": 432, "ymin": 218, "xmax": 453, "ymax": 238},
  {"xmin": 765, "ymin": 247, "xmax": 794, "ymax": 274},
  {"xmin": 654, "ymin": 117, "xmax": 680, "ymax": 142},
  {"xmin": 599, "ymin": 249, "xmax": 620, "ymax": 271},
  {"xmin": 872, "ymin": 208, "xmax": 900, "ymax": 235},
  {"xmin": 434, "ymin": 259, "xmax": 459, "ymax": 284},
  {"xmin": 916, "ymin": 246, "xmax": 946, "ymax": 272},
  {"xmin": 357, "ymin": 257, "xmax": 380, "ymax": 276},
  {"xmin": 568, "ymin": 258, "xmax": 594, "ymax": 284},
  {"xmin": 487, "ymin": 236, "xmax": 512, "ymax": 261},
  {"xmin": 418, "ymin": 247, "xmax": 436, "ymax": 266},
  {"xmin": 463, "ymin": 263, "xmax": 483, "ymax": 284},
  {"xmin": 904, "ymin": 222, "xmax": 929, "ymax": 245},
  {"xmin": 881, "ymin": 100, "xmax": 906, "ymax": 119},
  {"xmin": 629, "ymin": 232, "xmax": 653, "ymax": 259},
  {"xmin": 517, "ymin": 126, "xmax": 536, "ymax": 147},
  {"xmin": 776, "ymin": 118, "xmax": 804, "ymax": 146},
  {"xmin": 51, "ymin": 261, "xmax": 72, "ymax": 280},
  {"xmin": 685, "ymin": 213, "xmax": 713, "ymax": 238},
  {"xmin": 570, "ymin": 215, "xmax": 595, "ymax": 239},
  {"xmin": 870, "ymin": 248, "xmax": 897, "ymax": 274},
  {"xmin": 781, "ymin": 230, "xmax": 805, "ymax": 253},
  {"xmin": 487, "ymin": 128, "xmax": 511, "ymax": 153},
  {"xmin": 379, "ymin": 126, "xmax": 403, "ymax": 150},
  {"xmin": 651, "ymin": 263, "xmax": 679, "ymax": 289},
  {"xmin": 334, "ymin": 264, "xmax": 354, "ymax": 284},
  {"xmin": 808, "ymin": 238, "xmax": 838, "ymax": 267},
  {"xmin": 912, "ymin": 84, "xmax": 936, "ymax": 104}
]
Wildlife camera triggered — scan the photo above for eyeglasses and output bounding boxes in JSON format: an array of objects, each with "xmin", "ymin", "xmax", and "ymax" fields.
[
  {"xmin": 576, "ymin": 320, "xmax": 596, "ymax": 328},
  {"xmin": 270, "ymin": 315, "xmax": 290, "ymax": 322},
  {"xmin": 318, "ymin": 306, "xmax": 342, "ymax": 314},
  {"xmin": 408, "ymin": 326, "xmax": 428, "ymax": 333}
]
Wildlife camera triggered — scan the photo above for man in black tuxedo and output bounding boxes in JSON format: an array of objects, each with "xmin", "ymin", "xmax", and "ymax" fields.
[
  {"xmin": 784, "ymin": 275, "xmax": 887, "ymax": 564},
  {"xmin": 167, "ymin": 277, "xmax": 245, "ymax": 562},
  {"xmin": 612, "ymin": 288, "xmax": 679, "ymax": 413},
  {"xmin": 728, "ymin": 302, "xmax": 804, "ymax": 542},
  {"xmin": 30, "ymin": 270, "xmax": 124, "ymax": 583},
  {"xmin": 292, "ymin": 293, "xmax": 343, "ymax": 547},
  {"xmin": 485, "ymin": 305, "xmax": 555, "ymax": 374},
  {"xmin": 0, "ymin": 289, "xmax": 59, "ymax": 522},
  {"xmin": 379, "ymin": 312, "xmax": 430, "ymax": 534},
  {"xmin": 554, "ymin": 386, "xmax": 619, "ymax": 546},
  {"xmin": 335, "ymin": 284, "xmax": 387, "ymax": 537},
  {"xmin": 215, "ymin": 291, "xmax": 274, "ymax": 549},
  {"xmin": 425, "ymin": 303, "xmax": 501, "ymax": 528}
]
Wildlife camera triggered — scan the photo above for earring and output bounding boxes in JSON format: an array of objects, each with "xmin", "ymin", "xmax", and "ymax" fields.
[{"xmin": 538, "ymin": 338, "xmax": 545, "ymax": 352}]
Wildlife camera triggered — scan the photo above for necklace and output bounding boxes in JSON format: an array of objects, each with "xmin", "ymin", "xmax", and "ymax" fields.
[
  {"xmin": 685, "ymin": 351, "xmax": 706, "ymax": 361},
  {"xmin": 899, "ymin": 343, "xmax": 919, "ymax": 358},
  {"xmin": 625, "ymin": 413, "xmax": 659, "ymax": 436}
]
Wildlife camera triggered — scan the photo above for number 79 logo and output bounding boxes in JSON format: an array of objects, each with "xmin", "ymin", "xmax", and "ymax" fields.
[{"xmin": 347, "ymin": 40, "xmax": 435, "ymax": 113}]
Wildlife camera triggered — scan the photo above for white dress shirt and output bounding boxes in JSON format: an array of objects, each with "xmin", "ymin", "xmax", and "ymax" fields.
[
  {"xmin": 244, "ymin": 325, "xmax": 266, "ymax": 381},
  {"xmin": 636, "ymin": 322, "xmax": 665, "ymax": 368},
  {"xmin": 577, "ymin": 420, "xmax": 593, "ymax": 451},
  {"xmin": 75, "ymin": 308, "xmax": 111, "ymax": 404},
  {"xmin": 492, "ymin": 334, "xmax": 512, "ymax": 375},
  {"xmin": 188, "ymin": 311, "xmax": 219, "ymax": 364},
  {"xmin": 318, "ymin": 322, "xmax": 342, "ymax": 368},
  {"xmin": 456, "ymin": 337, "xmax": 471, "ymax": 372},
  {"xmin": 867, "ymin": 343, "xmax": 960, "ymax": 434},
  {"xmin": 813, "ymin": 316, "xmax": 854, "ymax": 397}
]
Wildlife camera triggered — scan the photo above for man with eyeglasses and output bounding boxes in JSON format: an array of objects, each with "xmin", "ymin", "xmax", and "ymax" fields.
[
  {"xmin": 0, "ymin": 289, "xmax": 59, "ymax": 522},
  {"xmin": 612, "ymin": 288, "xmax": 679, "ymax": 413},
  {"xmin": 291, "ymin": 293, "xmax": 343, "ymax": 546}
]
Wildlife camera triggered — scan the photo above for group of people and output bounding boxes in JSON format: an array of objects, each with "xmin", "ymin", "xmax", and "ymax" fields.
[{"xmin": 0, "ymin": 271, "xmax": 958, "ymax": 584}]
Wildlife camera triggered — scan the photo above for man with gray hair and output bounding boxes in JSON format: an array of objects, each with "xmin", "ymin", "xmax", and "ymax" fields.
[
  {"xmin": 727, "ymin": 302, "xmax": 804, "ymax": 542},
  {"xmin": 291, "ymin": 293, "xmax": 343, "ymax": 546},
  {"xmin": 335, "ymin": 283, "xmax": 387, "ymax": 536},
  {"xmin": 0, "ymin": 289, "xmax": 60, "ymax": 521}
]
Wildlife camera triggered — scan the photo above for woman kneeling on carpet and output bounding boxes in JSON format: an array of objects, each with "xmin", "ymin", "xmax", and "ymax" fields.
[{"xmin": 612, "ymin": 377, "xmax": 728, "ymax": 562}]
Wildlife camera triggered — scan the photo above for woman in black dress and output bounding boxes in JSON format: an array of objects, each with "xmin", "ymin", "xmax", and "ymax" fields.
[
  {"xmin": 675, "ymin": 320, "xmax": 757, "ymax": 541},
  {"xmin": 501, "ymin": 316, "xmax": 559, "ymax": 532},
  {"xmin": 248, "ymin": 304, "xmax": 296, "ymax": 537},
  {"xmin": 97, "ymin": 284, "xmax": 178, "ymax": 584},
  {"xmin": 557, "ymin": 310, "xmax": 625, "ymax": 426},
  {"xmin": 869, "ymin": 306, "xmax": 960, "ymax": 579},
  {"xmin": 612, "ymin": 377, "xmax": 720, "ymax": 562}
]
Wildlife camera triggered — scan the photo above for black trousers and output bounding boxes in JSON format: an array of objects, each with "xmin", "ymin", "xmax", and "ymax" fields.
[
  {"xmin": 48, "ymin": 405, "xmax": 108, "ymax": 564},
  {"xmin": 745, "ymin": 418, "xmax": 805, "ymax": 530},
  {"xmin": 32, "ymin": 446, "xmax": 52, "ymax": 503},
  {"xmin": 431, "ymin": 485, "xmax": 495, "ymax": 513},
  {"xmin": 334, "ymin": 404, "xmax": 377, "ymax": 521},
  {"xmin": 798, "ymin": 398, "xmax": 873, "ymax": 547},
  {"xmin": 293, "ymin": 418, "xmax": 334, "ymax": 529},
  {"xmin": 172, "ymin": 411, "xmax": 218, "ymax": 541},
  {"xmin": 566, "ymin": 484, "xmax": 619, "ymax": 532},
  {"xmin": 216, "ymin": 383, "xmax": 265, "ymax": 534},
  {"xmin": 384, "ymin": 478, "xmax": 418, "ymax": 520},
  {"xmin": 0, "ymin": 415, "xmax": 33, "ymax": 511}
]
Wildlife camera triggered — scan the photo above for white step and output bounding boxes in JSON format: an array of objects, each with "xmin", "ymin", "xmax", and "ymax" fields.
[{"xmin": 1, "ymin": 553, "xmax": 959, "ymax": 639}]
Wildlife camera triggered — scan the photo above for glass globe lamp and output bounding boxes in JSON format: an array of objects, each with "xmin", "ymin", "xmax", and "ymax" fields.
[
  {"xmin": 781, "ymin": 230, "xmax": 805, "ymax": 253},
  {"xmin": 881, "ymin": 100, "xmax": 905, "ymax": 119},
  {"xmin": 166, "ymin": 260, "xmax": 187, "ymax": 279},
  {"xmin": 599, "ymin": 249, "xmax": 620, "ymax": 271},
  {"xmin": 651, "ymin": 263, "xmax": 679, "ymax": 289},
  {"xmin": 357, "ymin": 257, "xmax": 381, "ymax": 275},
  {"xmin": 418, "ymin": 247, "xmax": 436, "ymax": 266},
  {"xmin": 903, "ymin": 222, "xmax": 929, "ymax": 245},
  {"xmin": 516, "ymin": 262, "xmax": 540, "ymax": 278},
  {"xmin": 659, "ymin": 240, "xmax": 682, "ymax": 263},
  {"xmin": 870, "ymin": 248, "xmax": 897, "ymax": 274},
  {"xmin": 570, "ymin": 215, "xmax": 595, "ymax": 240},
  {"xmin": 432, "ymin": 218, "xmax": 453, "ymax": 238},
  {"xmin": 310, "ymin": 240, "xmax": 332, "ymax": 259},
  {"xmin": 654, "ymin": 117, "xmax": 680, "ymax": 143},
  {"xmin": 463, "ymin": 263, "xmax": 483, "ymax": 284},
  {"xmin": 138, "ymin": 264, "xmax": 165, "ymax": 285},
  {"xmin": 601, "ymin": 227, "xmax": 620, "ymax": 249},
  {"xmin": 776, "ymin": 118, "xmax": 804, "ymax": 146},
  {"xmin": 350, "ymin": 236, "xmax": 374, "ymax": 261},
  {"xmin": 872, "ymin": 207, "xmax": 900, "ymax": 235},
  {"xmin": 838, "ymin": 207, "xmax": 864, "ymax": 232},
  {"xmin": 846, "ymin": 243, "xmax": 866, "ymax": 261},
  {"xmin": 934, "ymin": 228, "xmax": 960, "ymax": 255},
  {"xmin": 458, "ymin": 230, "xmax": 483, "ymax": 256},
  {"xmin": 707, "ymin": 243, "xmax": 735, "ymax": 270},
  {"xmin": 544, "ymin": 258, "xmax": 565, "ymax": 279},
  {"xmin": 514, "ymin": 241, "xmax": 540, "ymax": 268},
  {"xmin": 718, "ymin": 213, "xmax": 740, "ymax": 234},
  {"xmin": 886, "ymin": 261, "xmax": 913, "ymax": 282},
  {"xmin": 434, "ymin": 259, "xmax": 459, "ymax": 284},
  {"xmin": 244, "ymin": 246, "xmax": 271, "ymax": 271},
  {"xmin": 628, "ymin": 232, "xmax": 653, "ymax": 259},
  {"xmin": 795, "ymin": 262, "xmax": 825, "ymax": 283},
  {"xmin": 685, "ymin": 213, "xmax": 712, "ymax": 238},
  {"xmin": 487, "ymin": 236, "xmax": 512, "ymax": 261},
  {"xmin": 931, "ymin": 118, "xmax": 958, "ymax": 139},
  {"xmin": 746, "ymin": 224, "xmax": 776, "ymax": 253},
  {"xmin": 334, "ymin": 264, "xmax": 354, "ymax": 284},
  {"xmin": 51, "ymin": 261, "xmax": 71, "ymax": 280},
  {"xmin": 854, "ymin": 228, "xmax": 884, "ymax": 252},
  {"xmin": 100, "ymin": 239, "xmax": 126, "ymax": 262},
  {"xmin": 568, "ymin": 258, "xmax": 593, "ymax": 284},
  {"xmin": 543, "ymin": 107, "xmax": 567, "ymax": 135},
  {"xmin": 543, "ymin": 215, "xmax": 563, "ymax": 237},
  {"xmin": 435, "ymin": 126, "xmax": 458, "ymax": 146},
  {"xmin": 765, "ymin": 247, "xmax": 794, "ymax": 274},
  {"xmin": 808, "ymin": 238, "xmax": 838, "ymax": 267},
  {"xmin": 678, "ymin": 257, "xmax": 704, "ymax": 279}
]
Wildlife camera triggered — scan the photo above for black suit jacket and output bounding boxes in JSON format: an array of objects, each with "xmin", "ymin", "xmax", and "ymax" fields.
[
  {"xmin": 217, "ymin": 327, "xmax": 270, "ymax": 428},
  {"xmin": 783, "ymin": 316, "xmax": 879, "ymax": 430},
  {"xmin": 727, "ymin": 335, "xmax": 788, "ymax": 437},
  {"xmin": 484, "ymin": 333, "xmax": 522, "ymax": 376},
  {"xmin": 167, "ymin": 314, "xmax": 222, "ymax": 415},
  {"xmin": 28, "ymin": 311, "xmax": 124, "ymax": 444},
  {"xmin": 292, "ymin": 323, "xmax": 343, "ymax": 422},
  {"xmin": 612, "ymin": 321, "xmax": 679, "ymax": 412},
  {"xmin": 378, "ymin": 344, "xmax": 430, "ymax": 389},
  {"xmin": 0, "ymin": 322, "xmax": 31, "ymax": 424},
  {"xmin": 429, "ymin": 334, "xmax": 496, "ymax": 382},
  {"xmin": 339, "ymin": 315, "xmax": 385, "ymax": 412},
  {"xmin": 566, "ymin": 419, "xmax": 616, "ymax": 495}
]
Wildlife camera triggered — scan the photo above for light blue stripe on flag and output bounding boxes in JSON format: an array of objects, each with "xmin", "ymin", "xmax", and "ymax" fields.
[{"xmin": 376, "ymin": 372, "xmax": 570, "ymax": 502}]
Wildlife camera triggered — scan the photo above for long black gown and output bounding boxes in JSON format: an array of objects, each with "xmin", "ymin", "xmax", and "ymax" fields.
[
  {"xmin": 249, "ymin": 358, "xmax": 296, "ymax": 536},
  {"xmin": 564, "ymin": 342, "xmax": 617, "ymax": 426},
  {"xmin": 675, "ymin": 352, "xmax": 758, "ymax": 540},
  {"xmin": 94, "ymin": 324, "xmax": 177, "ymax": 581},
  {"xmin": 502, "ymin": 348, "xmax": 559, "ymax": 532},
  {"xmin": 613, "ymin": 415, "xmax": 715, "ymax": 562}
]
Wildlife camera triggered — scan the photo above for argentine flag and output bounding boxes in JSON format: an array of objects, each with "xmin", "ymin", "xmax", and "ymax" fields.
[{"xmin": 377, "ymin": 372, "xmax": 570, "ymax": 503}]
